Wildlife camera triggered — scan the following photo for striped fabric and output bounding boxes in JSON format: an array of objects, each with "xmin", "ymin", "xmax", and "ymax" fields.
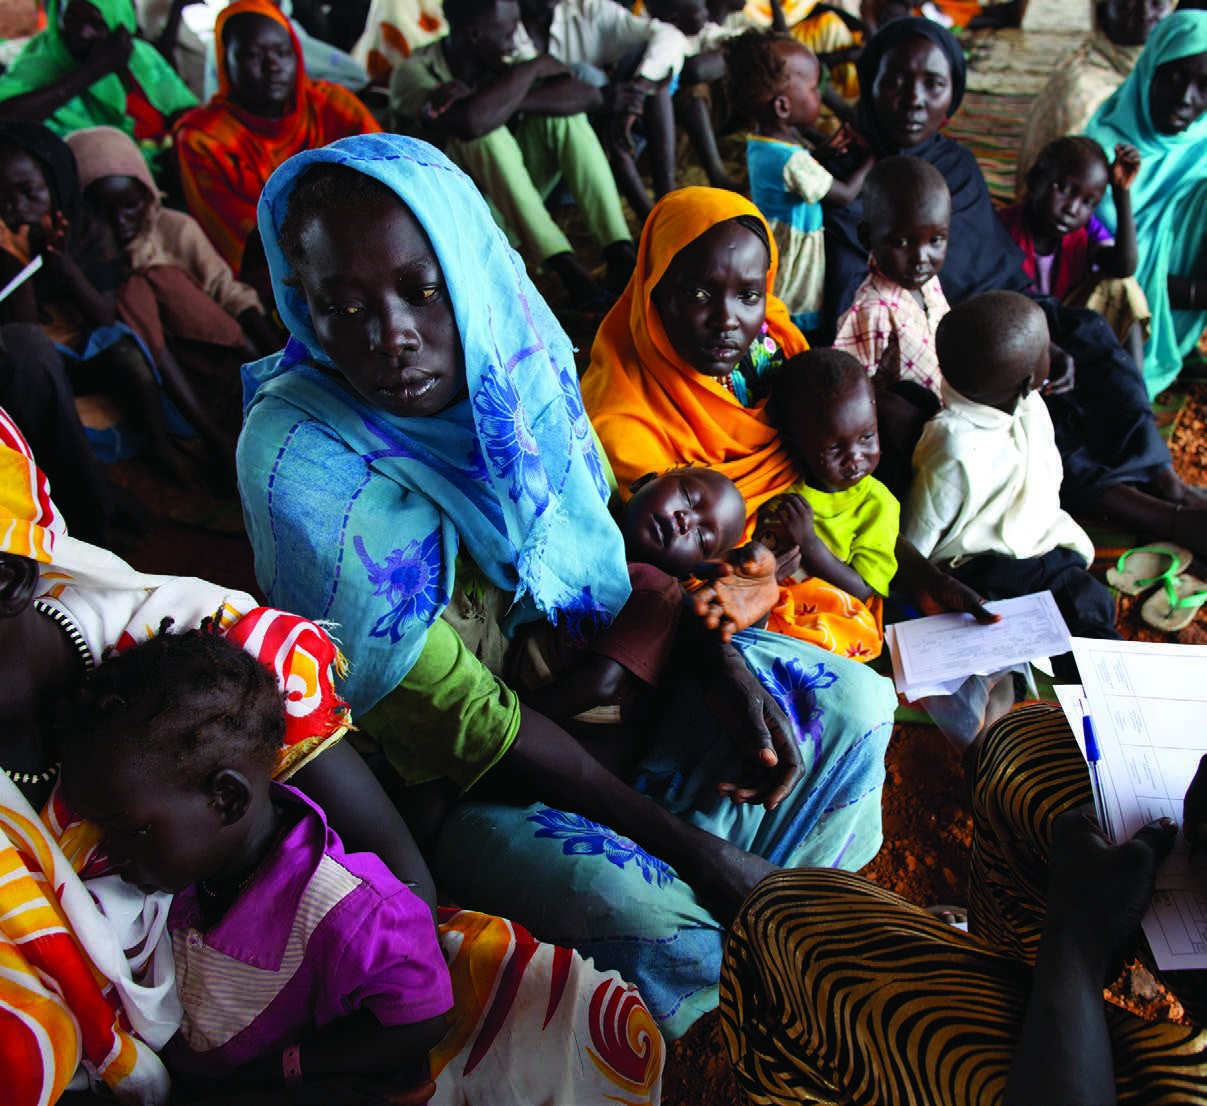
[
  {"xmin": 173, "ymin": 853, "xmax": 361, "ymax": 1052},
  {"xmin": 720, "ymin": 704, "xmax": 1207, "ymax": 1105},
  {"xmin": 0, "ymin": 406, "xmax": 62, "ymax": 564},
  {"xmin": 0, "ymin": 774, "xmax": 170, "ymax": 1106}
]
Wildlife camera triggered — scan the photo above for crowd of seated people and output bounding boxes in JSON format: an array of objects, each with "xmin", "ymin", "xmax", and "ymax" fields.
[{"xmin": 0, "ymin": 1, "xmax": 1204, "ymax": 1103}]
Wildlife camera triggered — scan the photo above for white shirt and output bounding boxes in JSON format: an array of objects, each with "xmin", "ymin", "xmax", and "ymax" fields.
[
  {"xmin": 511, "ymin": 0, "xmax": 688, "ymax": 82},
  {"xmin": 904, "ymin": 383, "xmax": 1094, "ymax": 568}
]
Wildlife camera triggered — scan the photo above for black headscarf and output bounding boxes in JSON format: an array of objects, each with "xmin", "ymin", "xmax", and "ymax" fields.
[
  {"xmin": 854, "ymin": 16, "xmax": 967, "ymax": 157},
  {"xmin": 823, "ymin": 17, "xmax": 1029, "ymax": 323},
  {"xmin": 0, "ymin": 118, "xmax": 123, "ymax": 291},
  {"xmin": 0, "ymin": 119, "xmax": 81, "ymax": 232}
]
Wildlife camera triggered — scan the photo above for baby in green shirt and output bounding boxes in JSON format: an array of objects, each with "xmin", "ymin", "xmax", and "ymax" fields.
[{"xmin": 755, "ymin": 348, "xmax": 900, "ymax": 602}]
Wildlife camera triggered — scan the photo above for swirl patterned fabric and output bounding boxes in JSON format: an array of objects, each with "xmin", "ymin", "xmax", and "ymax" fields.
[{"xmin": 720, "ymin": 704, "xmax": 1207, "ymax": 1105}]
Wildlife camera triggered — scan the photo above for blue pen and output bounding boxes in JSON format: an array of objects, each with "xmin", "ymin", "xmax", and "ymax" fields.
[{"xmin": 1081, "ymin": 702, "xmax": 1115, "ymax": 842}]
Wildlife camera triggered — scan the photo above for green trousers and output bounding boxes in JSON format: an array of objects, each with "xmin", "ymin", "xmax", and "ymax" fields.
[{"xmin": 446, "ymin": 113, "xmax": 631, "ymax": 265}]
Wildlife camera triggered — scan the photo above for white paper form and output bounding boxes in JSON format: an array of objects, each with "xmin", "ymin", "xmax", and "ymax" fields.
[
  {"xmin": 887, "ymin": 591, "xmax": 1071, "ymax": 699},
  {"xmin": 1070, "ymin": 639, "xmax": 1207, "ymax": 971}
]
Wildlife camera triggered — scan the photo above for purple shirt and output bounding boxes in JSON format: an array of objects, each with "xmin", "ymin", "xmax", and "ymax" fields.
[{"xmin": 165, "ymin": 784, "xmax": 451, "ymax": 1076}]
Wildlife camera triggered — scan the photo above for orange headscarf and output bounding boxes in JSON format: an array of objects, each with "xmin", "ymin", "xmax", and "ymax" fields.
[
  {"xmin": 172, "ymin": 0, "xmax": 381, "ymax": 268},
  {"xmin": 582, "ymin": 188, "xmax": 808, "ymax": 523}
]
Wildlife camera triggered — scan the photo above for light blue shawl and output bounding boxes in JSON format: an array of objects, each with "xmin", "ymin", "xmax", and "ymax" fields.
[
  {"xmin": 1086, "ymin": 11, "xmax": 1207, "ymax": 398},
  {"xmin": 237, "ymin": 134, "xmax": 629, "ymax": 716}
]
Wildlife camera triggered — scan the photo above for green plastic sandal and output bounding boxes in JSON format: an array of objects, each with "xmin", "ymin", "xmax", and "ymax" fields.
[
  {"xmin": 1140, "ymin": 573, "xmax": 1207, "ymax": 633},
  {"xmin": 1106, "ymin": 543, "xmax": 1195, "ymax": 596}
]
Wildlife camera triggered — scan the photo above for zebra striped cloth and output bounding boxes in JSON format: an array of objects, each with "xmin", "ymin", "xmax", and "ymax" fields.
[{"xmin": 720, "ymin": 703, "xmax": 1207, "ymax": 1105}]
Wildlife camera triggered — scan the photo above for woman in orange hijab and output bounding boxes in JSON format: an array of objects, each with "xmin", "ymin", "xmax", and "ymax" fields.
[
  {"xmin": 172, "ymin": 0, "xmax": 380, "ymax": 274},
  {"xmin": 583, "ymin": 187, "xmax": 809, "ymax": 524}
]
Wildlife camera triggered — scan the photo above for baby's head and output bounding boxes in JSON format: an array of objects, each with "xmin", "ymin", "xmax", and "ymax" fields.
[
  {"xmin": 59, "ymin": 629, "xmax": 285, "ymax": 895},
  {"xmin": 623, "ymin": 467, "xmax": 747, "ymax": 575},
  {"xmin": 1023, "ymin": 136, "xmax": 1110, "ymax": 242},
  {"xmin": 773, "ymin": 349, "xmax": 880, "ymax": 492},
  {"xmin": 936, "ymin": 290, "xmax": 1050, "ymax": 415},
  {"xmin": 858, "ymin": 155, "xmax": 951, "ymax": 291},
  {"xmin": 724, "ymin": 31, "xmax": 822, "ymax": 132}
]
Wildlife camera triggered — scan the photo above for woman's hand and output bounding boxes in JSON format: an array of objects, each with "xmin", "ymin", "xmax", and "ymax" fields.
[
  {"xmin": 706, "ymin": 640, "xmax": 804, "ymax": 810},
  {"xmin": 1041, "ymin": 342, "xmax": 1076, "ymax": 397},
  {"xmin": 1110, "ymin": 143, "xmax": 1141, "ymax": 192},
  {"xmin": 27, "ymin": 211, "xmax": 70, "ymax": 278},
  {"xmin": 689, "ymin": 541, "xmax": 781, "ymax": 641},
  {"xmin": 81, "ymin": 24, "xmax": 134, "ymax": 81}
]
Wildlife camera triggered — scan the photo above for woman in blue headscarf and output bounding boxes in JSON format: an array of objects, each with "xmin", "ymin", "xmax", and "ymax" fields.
[
  {"xmin": 1086, "ymin": 10, "xmax": 1207, "ymax": 399},
  {"xmin": 237, "ymin": 132, "xmax": 897, "ymax": 1039}
]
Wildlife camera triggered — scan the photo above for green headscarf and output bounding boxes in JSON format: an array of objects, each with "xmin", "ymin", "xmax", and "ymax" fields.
[{"xmin": 0, "ymin": 0, "xmax": 196, "ymax": 173}]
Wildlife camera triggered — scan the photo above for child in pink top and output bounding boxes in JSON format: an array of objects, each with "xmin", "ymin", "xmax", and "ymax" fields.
[{"xmin": 60, "ymin": 629, "xmax": 451, "ymax": 1101}]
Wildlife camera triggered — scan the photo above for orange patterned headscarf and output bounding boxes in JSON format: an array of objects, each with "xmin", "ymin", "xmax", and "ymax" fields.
[
  {"xmin": 0, "ymin": 405, "xmax": 63, "ymax": 564},
  {"xmin": 582, "ymin": 188, "xmax": 808, "ymax": 523}
]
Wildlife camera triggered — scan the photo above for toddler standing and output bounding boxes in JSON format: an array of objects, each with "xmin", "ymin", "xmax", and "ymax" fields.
[
  {"xmin": 725, "ymin": 29, "xmax": 872, "ymax": 333},
  {"xmin": 997, "ymin": 135, "xmax": 1149, "ymax": 367},
  {"xmin": 904, "ymin": 290, "xmax": 1119, "ymax": 641},
  {"xmin": 833, "ymin": 155, "xmax": 952, "ymax": 400}
]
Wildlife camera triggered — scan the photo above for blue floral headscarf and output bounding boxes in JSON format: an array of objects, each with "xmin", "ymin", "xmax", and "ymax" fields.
[
  {"xmin": 238, "ymin": 134, "xmax": 629, "ymax": 715},
  {"xmin": 1086, "ymin": 11, "xmax": 1207, "ymax": 397}
]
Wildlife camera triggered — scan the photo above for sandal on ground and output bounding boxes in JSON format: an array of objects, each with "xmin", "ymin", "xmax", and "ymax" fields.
[
  {"xmin": 1106, "ymin": 543, "xmax": 1195, "ymax": 596},
  {"xmin": 1139, "ymin": 573, "xmax": 1207, "ymax": 633},
  {"xmin": 926, "ymin": 904, "xmax": 969, "ymax": 932}
]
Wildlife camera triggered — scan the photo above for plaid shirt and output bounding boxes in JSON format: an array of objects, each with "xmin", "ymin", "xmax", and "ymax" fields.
[{"xmin": 833, "ymin": 267, "xmax": 950, "ymax": 398}]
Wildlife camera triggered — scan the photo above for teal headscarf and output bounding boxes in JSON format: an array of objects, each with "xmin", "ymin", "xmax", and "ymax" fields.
[
  {"xmin": 1086, "ymin": 11, "xmax": 1207, "ymax": 398},
  {"xmin": 238, "ymin": 134, "xmax": 630, "ymax": 716},
  {"xmin": 0, "ymin": 0, "xmax": 196, "ymax": 170}
]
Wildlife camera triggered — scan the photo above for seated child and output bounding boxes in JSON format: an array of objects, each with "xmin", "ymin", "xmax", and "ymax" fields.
[
  {"xmin": 516, "ymin": 466, "xmax": 748, "ymax": 725},
  {"xmin": 833, "ymin": 155, "xmax": 951, "ymax": 399},
  {"xmin": 904, "ymin": 290, "xmax": 1119, "ymax": 642},
  {"xmin": 997, "ymin": 135, "xmax": 1150, "ymax": 368},
  {"xmin": 0, "ymin": 121, "xmax": 233, "ymax": 487},
  {"xmin": 518, "ymin": 457, "xmax": 884, "ymax": 728},
  {"xmin": 58, "ymin": 629, "xmax": 453, "ymax": 1100},
  {"xmin": 725, "ymin": 30, "xmax": 873, "ymax": 333},
  {"xmin": 67, "ymin": 125, "xmax": 282, "ymax": 362},
  {"xmin": 755, "ymin": 349, "xmax": 898, "ymax": 660}
]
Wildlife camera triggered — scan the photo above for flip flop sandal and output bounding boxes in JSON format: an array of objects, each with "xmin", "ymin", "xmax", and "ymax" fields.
[
  {"xmin": 1140, "ymin": 573, "xmax": 1207, "ymax": 633},
  {"xmin": 1106, "ymin": 543, "xmax": 1195, "ymax": 596}
]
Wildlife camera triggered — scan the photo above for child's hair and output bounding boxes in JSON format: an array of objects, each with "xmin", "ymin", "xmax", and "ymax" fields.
[
  {"xmin": 1023, "ymin": 136, "xmax": 1110, "ymax": 199},
  {"xmin": 442, "ymin": 0, "xmax": 502, "ymax": 30},
  {"xmin": 724, "ymin": 29, "xmax": 802, "ymax": 123},
  {"xmin": 935, "ymin": 289, "xmax": 1046, "ymax": 395},
  {"xmin": 58, "ymin": 628, "xmax": 285, "ymax": 789},
  {"xmin": 861, "ymin": 155, "xmax": 950, "ymax": 230},
  {"xmin": 278, "ymin": 163, "xmax": 402, "ymax": 268},
  {"xmin": 772, "ymin": 348, "xmax": 869, "ymax": 425}
]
